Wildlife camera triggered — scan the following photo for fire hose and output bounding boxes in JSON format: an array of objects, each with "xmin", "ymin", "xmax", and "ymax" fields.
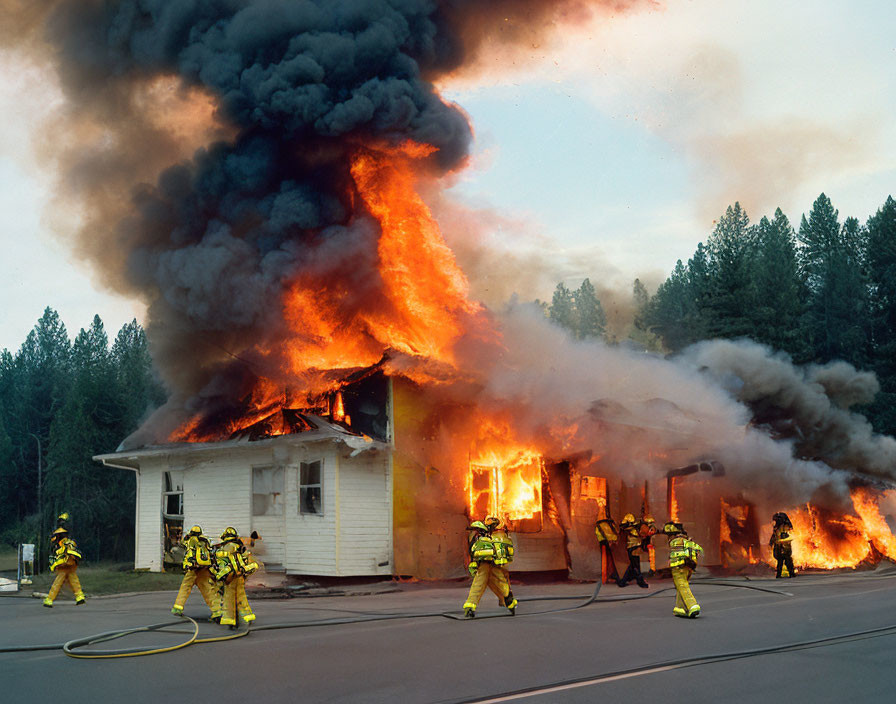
[{"xmin": 0, "ymin": 577, "xmax": 797, "ymax": 658}]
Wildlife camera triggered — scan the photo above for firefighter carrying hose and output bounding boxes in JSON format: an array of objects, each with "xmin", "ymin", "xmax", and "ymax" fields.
[
  {"xmin": 594, "ymin": 497, "xmax": 621, "ymax": 585},
  {"xmin": 639, "ymin": 514, "xmax": 658, "ymax": 577},
  {"xmin": 664, "ymin": 521, "xmax": 703, "ymax": 618},
  {"xmin": 172, "ymin": 525, "xmax": 222, "ymax": 621},
  {"xmin": 770, "ymin": 512, "xmax": 795, "ymax": 578},
  {"xmin": 43, "ymin": 526, "xmax": 86, "ymax": 607},
  {"xmin": 214, "ymin": 527, "xmax": 259, "ymax": 628},
  {"xmin": 617, "ymin": 514, "xmax": 649, "ymax": 588},
  {"xmin": 463, "ymin": 519, "xmax": 517, "ymax": 618}
]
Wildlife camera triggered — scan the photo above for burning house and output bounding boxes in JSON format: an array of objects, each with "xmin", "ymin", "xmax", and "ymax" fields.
[{"xmin": 25, "ymin": 0, "xmax": 891, "ymax": 579}]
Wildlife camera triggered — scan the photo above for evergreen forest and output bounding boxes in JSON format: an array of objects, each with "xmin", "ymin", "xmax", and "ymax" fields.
[
  {"xmin": 545, "ymin": 193, "xmax": 896, "ymax": 436},
  {"xmin": 0, "ymin": 310, "xmax": 164, "ymax": 565}
]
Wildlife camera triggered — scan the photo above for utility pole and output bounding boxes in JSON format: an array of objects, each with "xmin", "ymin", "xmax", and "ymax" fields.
[{"xmin": 29, "ymin": 433, "xmax": 42, "ymax": 572}]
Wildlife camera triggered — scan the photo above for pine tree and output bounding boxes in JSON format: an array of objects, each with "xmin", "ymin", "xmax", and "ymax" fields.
[
  {"xmin": 865, "ymin": 196, "xmax": 896, "ymax": 433},
  {"xmin": 704, "ymin": 203, "xmax": 756, "ymax": 339},
  {"xmin": 752, "ymin": 209, "xmax": 806, "ymax": 358},
  {"xmin": 549, "ymin": 283, "xmax": 577, "ymax": 334},
  {"xmin": 573, "ymin": 279, "xmax": 607, "ymax": 340},
  {"xmin": 799, "ymin": 194, "xmax": 868, "ymax": 364}
]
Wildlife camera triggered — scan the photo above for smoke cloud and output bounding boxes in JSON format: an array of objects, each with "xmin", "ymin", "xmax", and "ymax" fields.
[{"xmin": 5, "ymin": 1, "xmax": 893, "ymax": 513}]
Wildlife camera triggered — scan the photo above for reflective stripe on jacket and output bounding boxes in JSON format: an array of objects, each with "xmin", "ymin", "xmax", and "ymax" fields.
[
  {"xmin": 491, "ymin": 531, "xmax": 514, "ymax": 565},
  {"xmin": 669, "ymin": 536, "xmax": 703, "ymax": 568},
  {"xmin": 469, "ymin": 536, "xmax": 497, "ymax": 562}
]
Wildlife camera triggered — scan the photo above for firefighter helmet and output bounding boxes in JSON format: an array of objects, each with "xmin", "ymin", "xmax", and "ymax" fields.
[
  {"xmin": 642, "ymin": 514, "xmax": 656, "ymax": 525},
  {"xmin": 663, "ymin": 521, "xmax": 684, "ymax": 535},
  {"xmin": 220, "ymin": 526, "xmax": 239, "ymax": 541},
  {"xmin": 621, "ymin": 513, "xmax": 636, "ymax": 526},
  {"xmin": 484, "ymin": 515, "xmax": 502, "ymax": 531},
  {"xmin": 467, "ymin": 521, "xmax": 489, "ymax": 533}
]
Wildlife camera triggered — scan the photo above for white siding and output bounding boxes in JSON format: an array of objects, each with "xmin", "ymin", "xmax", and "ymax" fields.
[
  {"xmin": 180, "ymin": 449, "xmax": 255, "ymax": 542},
  {"xmin": 136, "ymin": 459, "xmax": 164, "ymax": 571},
  {"xmin": 129, "ymin": 438, "xmax": 394, "ymax": 577},
  {"xmin": 285, "ymin": 447, "xmax": 339, "ymax": 575},
  {"xmin": 337, "ymin": 450, "xmax": 392, "ymax": 575}
]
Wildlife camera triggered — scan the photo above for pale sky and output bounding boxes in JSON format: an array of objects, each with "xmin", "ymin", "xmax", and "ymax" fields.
[{"xmin": 1, "ymin": 0, "xmax": 894, "ymax": 352}]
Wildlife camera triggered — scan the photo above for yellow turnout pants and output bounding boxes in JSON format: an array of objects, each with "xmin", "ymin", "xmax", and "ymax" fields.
[
  {"xmin": 671, "ymin": 566, "xmax": 698, "ymax": 615},
  {"xmin": 463, "ymin": 563, "xmax": 510, "ymax": 611},
  {"xmin": 48, "ymin": 564, "xmax": 84, "ymax": 602},
  {"xmin": 174, "ymin": 568, "xmax": 221, "ymax": 615},
  {"xmin": 220, "ymin": 576, "xmax": 254, "ymax": 626}
]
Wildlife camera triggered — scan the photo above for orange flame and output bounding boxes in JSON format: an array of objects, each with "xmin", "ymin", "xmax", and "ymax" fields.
[
  {"xmin": 466, "ymin": 435, "xmax": 544, "ymax": 524},
  {"xmin": 668, "ymin": 476, "xmax": 679, "ymax": 523},
  {"xmin": 772, "ymin": 488, "xmax": 896, "ymax": 570},
  {"xmin": 277, "ymin": 141, "xmax": 493, "ymax": 389}
]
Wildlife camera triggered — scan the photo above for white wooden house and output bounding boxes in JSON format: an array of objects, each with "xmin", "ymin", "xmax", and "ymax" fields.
[{"xmin": 95, "ymin": 415, "xmax": 393, "ymax": 577}]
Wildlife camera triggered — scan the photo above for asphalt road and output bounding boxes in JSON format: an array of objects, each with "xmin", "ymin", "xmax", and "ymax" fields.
[{"xmin": 2, "ymin": 569, "xmax": 896, "ymax": 703}]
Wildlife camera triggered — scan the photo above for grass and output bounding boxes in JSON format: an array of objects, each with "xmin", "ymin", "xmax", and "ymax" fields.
[
  {"xmin": 0, "ymin": 546, "xmax": 17, "ymax": 572},
  {"xmin": 27, "ymin": 563, "xmax": 185, "ymax": 596}
]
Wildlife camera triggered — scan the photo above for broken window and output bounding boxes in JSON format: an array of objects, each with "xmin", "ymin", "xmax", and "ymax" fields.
[
  {"xmin": 162, "ymin": 471, "xmax": 184, "ymax": 566},
  {"xmin": 252, "ymin": 465, "xmax": 285, "ymax": 516},
  {"xmin": 467, "ymin": 453, "xmax": 544, "ymax": 532},
  {"xmin": 300, "ymin": 460, "xmax": 323, "ymax": 515}
]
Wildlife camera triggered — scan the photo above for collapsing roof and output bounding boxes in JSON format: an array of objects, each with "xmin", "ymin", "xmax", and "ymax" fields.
[{"xmin": 94, "ymin": 413, "xmax": 388, "ymax": 470}]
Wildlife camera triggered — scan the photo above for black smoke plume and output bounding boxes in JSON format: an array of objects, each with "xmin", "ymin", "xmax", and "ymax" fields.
[{"xmin": 1, "ymin": 0, "xmax": 646, "ymax": 443}]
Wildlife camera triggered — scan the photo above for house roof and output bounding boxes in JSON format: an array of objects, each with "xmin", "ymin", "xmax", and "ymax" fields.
[{"xmin": 93, "ymin": 414, "xmax": 390, "ymax": 471}]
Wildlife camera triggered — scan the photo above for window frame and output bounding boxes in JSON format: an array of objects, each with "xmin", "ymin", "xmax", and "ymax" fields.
[
  {"xmin": 298, "ymin": 458, "xmax": 324, "ymax": 516},
  {"xmin": 251, "ymin": 464, "xmax": 285, "ymax": 517}
]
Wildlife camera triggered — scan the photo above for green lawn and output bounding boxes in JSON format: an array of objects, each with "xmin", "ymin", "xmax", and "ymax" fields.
[
  {"xmin": 0, "ymin": 546, "xmax": 17, "ymax": 572},
  {"xmin": 28, "ymin": 563, "xmax": 185, "ymax": 596}
]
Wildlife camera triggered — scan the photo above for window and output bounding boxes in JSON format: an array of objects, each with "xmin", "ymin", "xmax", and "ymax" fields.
[
  {"xmin": 252, "ymin": 465, "xmax": 285, "ymax": 516},
  {"xmin": 299, "ymin": 460, "xmax": 323, "ymax": 515},
  {"xmin": 163, "ymin": 471, "xmax": 184, "ymax": 518}
]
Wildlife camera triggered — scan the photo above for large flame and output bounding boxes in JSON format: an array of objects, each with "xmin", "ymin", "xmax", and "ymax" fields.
[
  {"xmin": 466, "ymin": 421, "xmax": 544, "ymax": 526},
  {"xmin": 281, "ymin": 141, "xmax": 488, "ymax": 381},
  {"xmin": 773, "ymin": 488, "xmax": 896, "ymax": 569}
]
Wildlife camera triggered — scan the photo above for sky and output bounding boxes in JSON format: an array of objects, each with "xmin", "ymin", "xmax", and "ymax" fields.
[{"xmin": 0, "ymin": 0, "xmax": 894, "ymax": 352}]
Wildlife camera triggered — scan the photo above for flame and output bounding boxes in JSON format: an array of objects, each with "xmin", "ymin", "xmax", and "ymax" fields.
[
  {"xmin": 332, "ymin": 391, "xmax": 346, "ymax": 423},
  {"xmin": 275, "ymin": 141, "xmax": 494, "ymax": 388},
  {"xmin": 772, "ymin": 488, "xmax": 896, "ymax": 570},
  {"xmin": 851, "ymin": 487, "xmax": 896, "ymax": 561},
  {"xmin": 466, "ymin": 436, "xmax": 544, "ymax": 524},
  {"xmin": 782, "ymin": 503, "xmax": 870, "ymax": 569},
  {"xmin": 668, "ymin": 476, "xmax": 679, "ymax": 523}
]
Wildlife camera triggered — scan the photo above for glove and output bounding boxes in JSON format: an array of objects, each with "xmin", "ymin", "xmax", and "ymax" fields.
[{"xmin": 468, "ymin": 561, "xmax": 478, "ymax": 578}]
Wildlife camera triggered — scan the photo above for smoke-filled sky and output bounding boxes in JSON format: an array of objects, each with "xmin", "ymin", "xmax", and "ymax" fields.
[{"xmin": 0, "ymin": 0, "xmax": 893, "ymax": 351}]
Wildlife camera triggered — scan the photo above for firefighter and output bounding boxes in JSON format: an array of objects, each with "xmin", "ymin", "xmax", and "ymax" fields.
[
  {"xmin": 172, "ymin": 525, "xmax": 222, "ymax": 620},
  {"xmin": 664, "ymin": 521, "xmax": 703, "ymax": 618},
  {"xmin": 639, "ymin": 514, "xmax": 659, "ymax": 577},
  {"xmin": 485, "ymin": 515, "xmax": 517, "ymax": 609},
  {"xmin": 463, "ymin": 520, "xmax": 517, "ymax": 618},
  {"xmin": 594, "ymin": 497, "xmax": 621, "ymax": 585},
  {"xmin": 214, "ymin": 526, "xmax": 259, "ymax": 628},
  {"xmin": 617, "ymin": 513, "xmax": 649, "ymax": 588},
  {"xmin": 770, "ymin": 512, "xmax": 795, "ymax": 578},
  {"xmin": 43, "ymin": 527, "xmax": 86, "ymax": 607}
]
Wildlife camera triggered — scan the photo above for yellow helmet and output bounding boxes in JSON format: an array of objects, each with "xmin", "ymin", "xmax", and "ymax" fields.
[
  {"xmin": 187, "ymin": 525, "xmax": 203, "ymax": 536},
  {"xmin": 642, "ymin": 515, "xmax": 655, "ymax": 525},
  {"xmin": 663, "ymin": 521, "xmax": 684, "ymax": 535},
  {"xmin": 52, "ymin": 527, "xmax": 68, "ymax": 537},
  {"xmin": 467, "ymin": 521, "xmax": 489, "ymax": 534},
  {"xmin": 220, "ymin": 526, "xmax": 239, "ymax": 541},
  {"xmin": 57, "ymin": 512, "xmax": 70, "ymax": 522},
  {"xmin": 621, "ymin": 513, "xmax": 636, "ymax": 525}
]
